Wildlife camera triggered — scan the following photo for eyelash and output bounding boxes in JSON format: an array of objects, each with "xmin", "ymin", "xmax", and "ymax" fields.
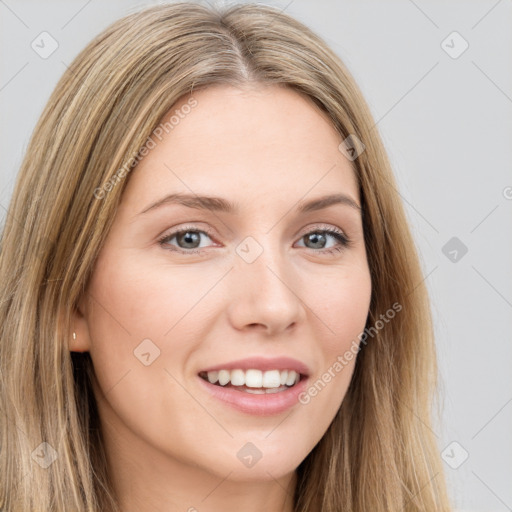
[{"xmin": 157, "ymin": 224, "xmax": 351, "ymax": 256}]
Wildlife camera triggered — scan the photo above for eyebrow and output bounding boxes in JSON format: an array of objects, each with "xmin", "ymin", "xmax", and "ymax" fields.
[{"xmin": 137, "ymin": 192, "xmax": 362, "ymax": 216}]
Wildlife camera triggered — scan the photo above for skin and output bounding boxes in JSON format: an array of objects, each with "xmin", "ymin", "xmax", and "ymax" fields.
[{"xmin": 71, "ymin": 84, "xmax": 372, "ymax": 512}]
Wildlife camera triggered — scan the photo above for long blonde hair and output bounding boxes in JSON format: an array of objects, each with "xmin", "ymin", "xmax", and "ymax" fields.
[{"xmin": 0, "ymin": 2, "xmax": 451, "ymax": 510}]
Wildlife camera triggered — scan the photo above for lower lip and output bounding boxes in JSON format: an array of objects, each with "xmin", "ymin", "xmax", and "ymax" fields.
[{"xmin": 197, "ymin": 375, "xmax": 309, "ymax": 416}]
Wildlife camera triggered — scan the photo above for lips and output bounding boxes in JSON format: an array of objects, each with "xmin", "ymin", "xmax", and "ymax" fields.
[
  {"xmin": 195, "ymin": 356, "xmax": 311, "ymax": 415},
  {"xmin": 196, "ymin": 365, "xmax": 310, "ymax": 416}
]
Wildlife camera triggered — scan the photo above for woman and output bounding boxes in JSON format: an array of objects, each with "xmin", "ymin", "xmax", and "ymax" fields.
[{"xmin": 0, "ymin": 2, "xmax": 451, "ymax": 510}]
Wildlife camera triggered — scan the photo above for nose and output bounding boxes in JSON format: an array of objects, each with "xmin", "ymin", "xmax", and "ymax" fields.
[{"xmin": 226, "ymin": 238, "xmax": 306, "ymax": 336}]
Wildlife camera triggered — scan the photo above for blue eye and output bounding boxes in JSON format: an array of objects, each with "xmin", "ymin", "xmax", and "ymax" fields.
[
  {"xmin": 157, "ymin": 226, "xmax": 214, "ymax": 254},
  {"xmin": 157, "ymin": 225, "xmax": 351, "ymax": 255},
  {"xmin": 295, "ymin": 229, "xmax": 350, "ymax": 254}
]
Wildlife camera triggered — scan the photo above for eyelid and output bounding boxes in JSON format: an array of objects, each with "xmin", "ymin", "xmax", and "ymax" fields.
[{"xmin": 296, "ymin": 223, "xmax": 346, "ymax": 238}]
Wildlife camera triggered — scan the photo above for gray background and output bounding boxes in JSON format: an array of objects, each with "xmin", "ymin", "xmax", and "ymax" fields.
[{"xmin": 1, "ymin": 1, "xmax": 511, "ymax": 510}]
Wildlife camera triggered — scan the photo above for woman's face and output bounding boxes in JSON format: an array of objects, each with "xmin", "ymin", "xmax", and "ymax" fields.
[{"xmin": 73, "ymin": 84, "xmax": 371, "ymax": 492}]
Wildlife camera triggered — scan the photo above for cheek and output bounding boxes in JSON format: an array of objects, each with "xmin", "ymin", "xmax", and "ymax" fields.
[
  {"xmin": 83, "ymin": 253, "xmax": 172, "ymax": 396},
  {"xmin": 86, "ymin": 252, "xmax": 220, "ymax": 348},
  {"xmin": 308, "ymin": 263, "xmax": 372, "ymax": 353},
  {"xmin": 293, "ymin": 262, "xmax": 371, "ymax": 427},
  {"xmin": 84, "ymin": 255, "xmax": 209, "ymax": 447},
  {"xmin": 83, "ymin": 251, "xmax": 229, "ymax": 406}
]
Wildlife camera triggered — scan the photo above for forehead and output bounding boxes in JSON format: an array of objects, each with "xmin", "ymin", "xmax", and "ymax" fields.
[{"xmin": 122, "ymin": 84, "xmax": 358, "ymax": 211}]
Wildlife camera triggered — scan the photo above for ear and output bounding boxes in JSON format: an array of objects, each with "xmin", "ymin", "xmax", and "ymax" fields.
[{"xmin": 69, "ymin": 293, "xmax": 92, "ymax": 352}]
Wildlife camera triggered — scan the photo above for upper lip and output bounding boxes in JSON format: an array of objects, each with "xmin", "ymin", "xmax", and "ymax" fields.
[{"xmin": 199, "ymin": 356, "xmax": 310, "ymax": 376}]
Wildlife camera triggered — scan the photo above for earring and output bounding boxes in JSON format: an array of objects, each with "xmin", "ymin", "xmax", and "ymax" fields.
[{"xmin": 72, "ymin": 332, "xmax": 77, "ymax": 340}]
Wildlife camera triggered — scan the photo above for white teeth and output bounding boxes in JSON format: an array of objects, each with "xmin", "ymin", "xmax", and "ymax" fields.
[
  {"xmin": 285, "ymin": 370, "xmax": 298, "ymax": 386},
  {"xmin": 262, "ymin": 370, "xmax": 281, "ymax": 388},
  {"xmin": 203, "ymin": 368, "xmax": 302, "ymax": 388},
  {"xmin": 218, "ymin": 369, "xmax": 230, "ymax": 386},
  {"xmin": 245, "ymin": 369, "xmax": 262, "ymax": 388},
  {"xmin": 246, "ymin": 385, "xmax": 289, "ymax": 394},
  {"xmin": 264, "ymin": 386, "xmax": 285, "ymax": 394},
  {"xmin": 230, "ymin": 369, "xmax": 245, "ymax": 386},
  {"xmin": 207, "ymin": 370, "xmax": 219, "ymax": 384}
]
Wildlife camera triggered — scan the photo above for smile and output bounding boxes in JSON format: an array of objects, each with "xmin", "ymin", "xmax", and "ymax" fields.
[{"xmin": 198, "ymin": 368, "xmax": 303, "ymax": 394}]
